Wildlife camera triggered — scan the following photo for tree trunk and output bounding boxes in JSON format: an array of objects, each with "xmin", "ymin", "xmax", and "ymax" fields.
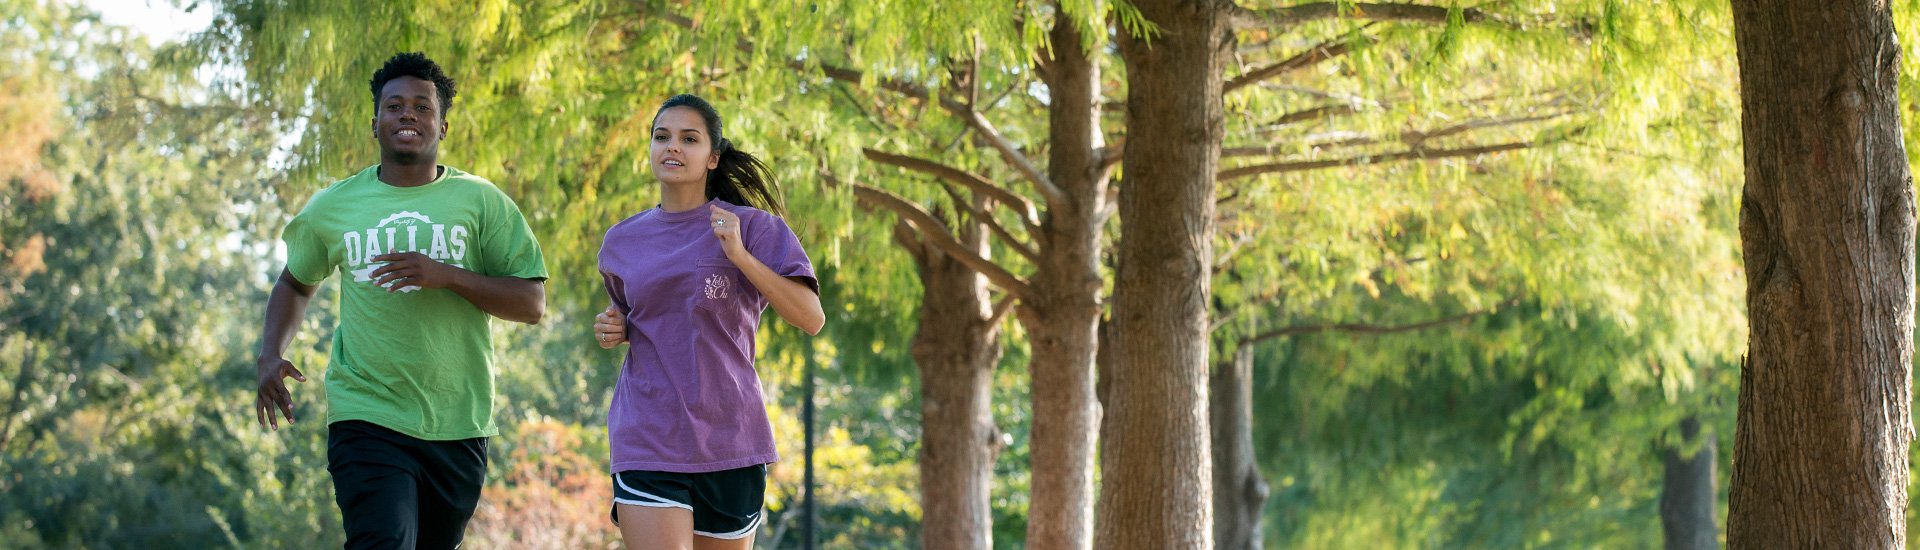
[
  {"xmin": 1727, "ymin": 1, "xmax": 1915, "ymax": 546},
  {"xmin": 1101, "ymin": 0, "xmax": 1231, "ymax": 547},
  {"xmin": 1021, "ymin": 12, "xmax": 1109, "ymax": 550},
  {"xmin": 1660, "ymin": 416, "xmax": 1717, "ymax": 550},
  {"xmin": 905, "ymin": 220, "xmax": 1004, "ymax": 550},
  {"xmin": 1211, "ymin": 345, "xmax": 1268, "ymax": 550}
]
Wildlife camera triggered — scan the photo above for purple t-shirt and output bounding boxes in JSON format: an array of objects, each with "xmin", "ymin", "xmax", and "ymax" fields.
[{"xmin": 599, "ymin": 199, "xmax": 817, "ymax": 473}]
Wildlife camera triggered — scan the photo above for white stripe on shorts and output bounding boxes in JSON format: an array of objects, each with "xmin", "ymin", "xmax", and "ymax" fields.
[{"xmin": 614, "ymin": 475, "xmax": 693, "ymax": 511}]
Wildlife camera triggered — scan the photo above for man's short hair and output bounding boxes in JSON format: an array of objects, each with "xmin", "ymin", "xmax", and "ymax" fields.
[{"xmin": 369, "ymin": 52, "xmax": 457, "ymax": 114}]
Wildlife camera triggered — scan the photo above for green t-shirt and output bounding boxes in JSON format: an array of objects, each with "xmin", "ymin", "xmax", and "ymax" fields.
[{"xmin": 282, "ymin": 165, "xmax": 547, "ymax": 440}]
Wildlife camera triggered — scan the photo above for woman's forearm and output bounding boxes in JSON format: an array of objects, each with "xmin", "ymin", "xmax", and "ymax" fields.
[{"xmin": 725, "ymin": 248, "xmax": 824, "ymax": 335}]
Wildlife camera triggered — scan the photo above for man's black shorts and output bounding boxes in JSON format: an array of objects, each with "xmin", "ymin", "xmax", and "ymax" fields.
[
  {"xmin": 611, "ymin": 464, "xmax": 768, "ymax": 540},
  {"xmin": 328, "ymin": 420, "xmax": 488, "ymax": 550}
]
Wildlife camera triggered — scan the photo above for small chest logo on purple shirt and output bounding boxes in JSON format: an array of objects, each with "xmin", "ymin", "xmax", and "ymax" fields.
[{"xmin": 704, "ymin": 273, "xmax": 731, "ymax": 300}]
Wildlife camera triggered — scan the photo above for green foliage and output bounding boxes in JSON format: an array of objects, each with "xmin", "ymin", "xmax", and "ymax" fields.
[
  {"xmin": 1210, "ymin": 1, "xmax": 1753, "ymax": 547},
  {"xmin": 0, "ymin": 2, "xmax": 339, "ymax": 546},
  {"xmin": 1253, "ymin": 304, "xmax": 1737, "ymax": 548}
]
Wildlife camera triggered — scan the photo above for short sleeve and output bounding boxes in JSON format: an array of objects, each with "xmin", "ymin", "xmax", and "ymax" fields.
[
  {"xmin": 746, "ymin": 212, "xmax": 818, "ymax": 294},
  {"xmin": 602, "ymin": 270, "xmax": 630, "ymax": 313},
  {"xmin": 480, "ymin": 189, "xmax": 549, "ymax": 280},
  {"xmin": 281, "ymin": 209, "xmax": 334, "ymax": 285}
]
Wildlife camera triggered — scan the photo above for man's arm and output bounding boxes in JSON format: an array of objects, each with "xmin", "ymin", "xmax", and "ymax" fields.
[
  {"xmin": 368, "ymin": 252, "xmax": 546, "ymax": 324},
  {"xmin": 256, "ymin": 268, "xmax": 317, "ymax": 430}
]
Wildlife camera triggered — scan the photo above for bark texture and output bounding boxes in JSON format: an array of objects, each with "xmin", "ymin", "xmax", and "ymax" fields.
[
  {"xmin": 1727, "ymin": 1, "xmax": 1915, "ymax": 546},
  {"xmin": 1100, "ymin": 1, "xmax": 1234, "ymax": 547}
]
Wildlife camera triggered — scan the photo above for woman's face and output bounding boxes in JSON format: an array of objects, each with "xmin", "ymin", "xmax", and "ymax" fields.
[{"xmin": 650, "ymin": 106, "xmax": 721, "ymax": 186}]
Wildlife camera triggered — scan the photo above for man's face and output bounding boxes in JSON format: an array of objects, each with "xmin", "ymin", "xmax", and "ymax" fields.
[{"xmin": 371, "ymin": 76, "xmax": 446, "ymax": 162}]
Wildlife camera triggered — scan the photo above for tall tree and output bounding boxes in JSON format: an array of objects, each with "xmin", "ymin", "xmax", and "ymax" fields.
[
  {"xmin": 1029, "ymin": 1, "xmax": 1753, "ymax": 546},
  {"xmin": 1106, "ymin": 1, "xmax": 1756, "ymax": 544},
  {"xmin": 762, "ymin": 4, "xmax": 1121, "ymax": 545},
  {"xmin": 903, "ymin": 207, "xmax": 1006, "ymax": 549},
  {"xmin": 1661, "ymin": 416, "xmax": 1718, "ymax": 550},
  {"xmin": 1210, "ymin": 343, "xmax": 1267, "ymax": 550},
  {"xmin": 1102, "ymin": 0, "xmax": 1233, "ymax": 547},
  {"xmin": 1726, "ymin": 0, "xmax": 1915, "ymax": 545}
]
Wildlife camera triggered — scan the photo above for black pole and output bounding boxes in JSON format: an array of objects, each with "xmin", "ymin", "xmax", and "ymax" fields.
[{"xmin": 803, "ymin": 347, "xmax": 816, "ymax": 550}]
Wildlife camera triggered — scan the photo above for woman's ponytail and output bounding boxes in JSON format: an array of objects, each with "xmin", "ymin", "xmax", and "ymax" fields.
[{"xmin": 707, "ymin": 137, "xmax": 784, "ymax": 216}]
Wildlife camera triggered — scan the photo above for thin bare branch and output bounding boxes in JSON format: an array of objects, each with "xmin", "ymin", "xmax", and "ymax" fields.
[
  {"xmin": 1244, "ymin": 298, "xmax": 1520, "ymax": 346},
  {"xmin": 977, "ymin": 208, "xmax": 1041, "ymax": 264},
  {"xmin": 1232, "ymin": 111, "xmax": 1574, "ymax": 157},
  {"xmin": 831, "ymin": 82, "xmax": 895, "ymax": 133},
  {"xmin": 1218, "ymin": 139, "xmax": 1539, "ymax": 182},
  {"xmin": 828, "ymin": 175, "xmax": 1033, "ymax": 299},
  {"xmin": 1097, "ymin": 136, "xmax": 1126, "ymax": 173},
  {"xmin": 1401, "ymin": 112, "xmax": 1573, "ymax": 147},
  {"xmin": 1263, "ymin": 85, "xmax": 1381, "ymax": 106},
  {"xmin": 1097, "ymin": 184, "xmax": 1120, "ymax": 225},
  {"xmin": 891, "ymin": 218, "xmax": 926, "ymax": 261},
  {"xmin": 1243, "ymin": 104, "xmax": 1368, "ymax": 136},
  {"xmin": 862, "ymin": 148, "xmax": 1042, "ymax": 234},
  {"xmin": 1212, "ymin": 228, "xmax": 1256, "ymax": 274},
  {"xmin": 1210, "ymin": 287, "xmax": 1287, "ymax": 332},
  {"xmin": 1232, "ymin": 2, "xmax": 1503, "ymax": 28},
  {"xmin": 1225, "ymin": 32, "xmax": 1374, "ymax": 94},
  {"xmin": 932, "ymin": 174, "xmax": 1041, "ymax": 264},
  {"xmin": 963, "ymin": 109, "xmax": 1066, "ymax": 205},
  {"xmin": 989, "ymin": 293, "xmax": 1019, "ymax": 327},
  {"xmin": 1222, "ymin": 144, "xmax": 1293, "ymax": 158}
]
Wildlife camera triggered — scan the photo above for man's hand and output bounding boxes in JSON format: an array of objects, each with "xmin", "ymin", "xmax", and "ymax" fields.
[
  {"xmin": 595, "ymin": 305, "xmax": 627, "ymax": 349},
  {"xmin": 369, "ymin": 252, "xmax": 461, "ymax": 293},
  {"xmin": 255, "ymin": 355, "xmax": 307, "ymax": 430}
]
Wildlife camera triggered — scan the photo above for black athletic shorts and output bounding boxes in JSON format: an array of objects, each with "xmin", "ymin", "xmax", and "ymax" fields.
[
  {"xmin": 328, "ymin": 420, "xmax": 488, "ymax": 550},
  {"xmin": 611, "ymin": 464, "xmax": 768, "ymax": 540}
]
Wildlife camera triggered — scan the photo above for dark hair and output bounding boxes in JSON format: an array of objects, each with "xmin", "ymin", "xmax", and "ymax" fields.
[
  {"xmin": 654, "ymin": 94, "xmax": 785, "ymax": 215},
  {"xmin": 369, "ymin": 52, "xmax": 457, "ymax": 114}
]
